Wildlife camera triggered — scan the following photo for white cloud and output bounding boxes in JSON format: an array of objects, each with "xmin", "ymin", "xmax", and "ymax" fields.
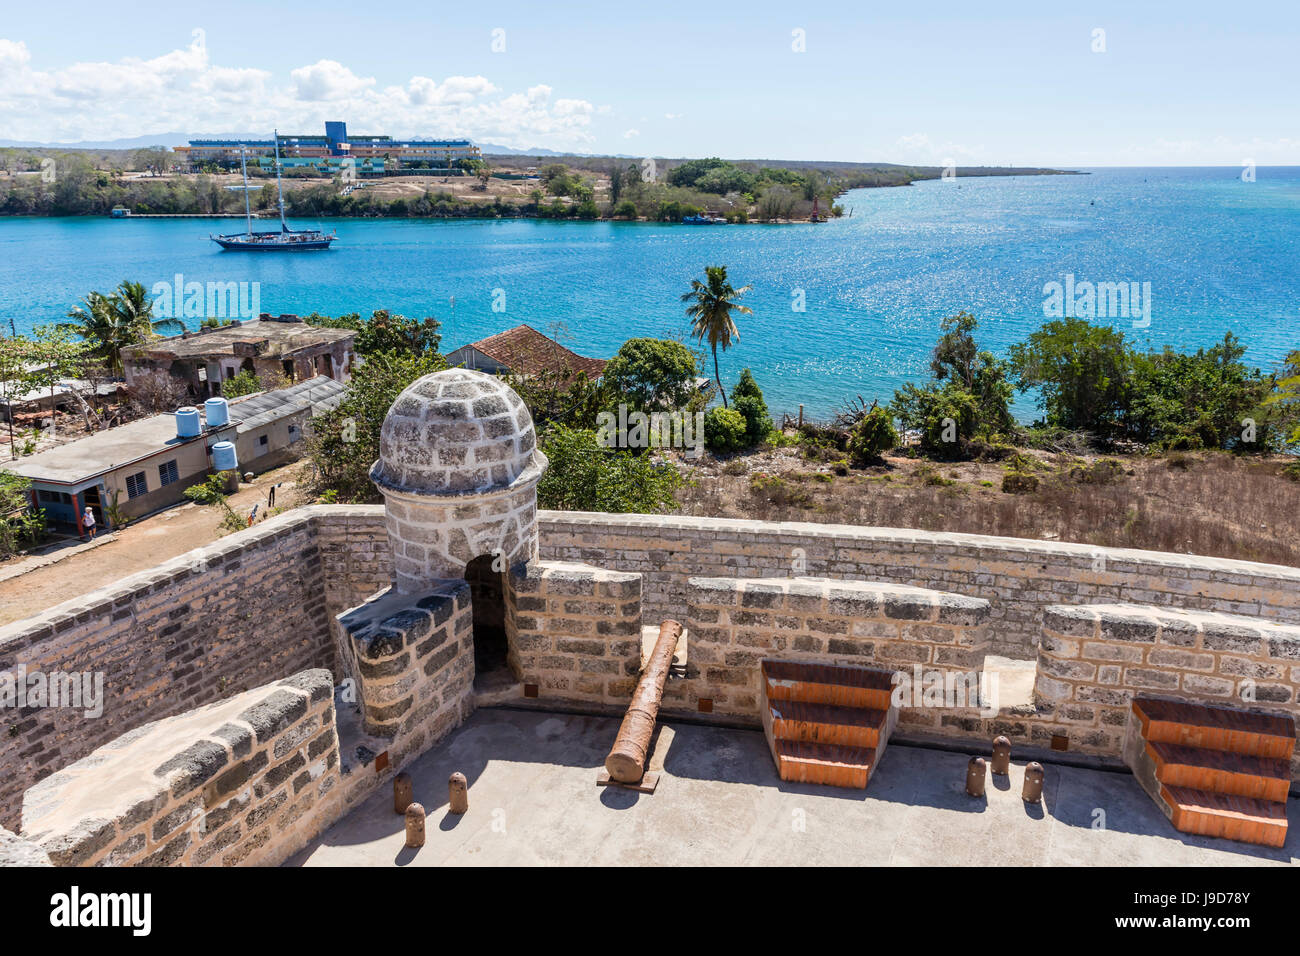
[
  {"xmin": 623, "ymin": 129, "xmax": 639, "ymax": 139},
  {"xmin": 0, "ymin": 38, "xmax": 599, "ymax": 149},
  {"xmin": 291, "ymin": 60, "xmax": 374, "ymax": 101}
]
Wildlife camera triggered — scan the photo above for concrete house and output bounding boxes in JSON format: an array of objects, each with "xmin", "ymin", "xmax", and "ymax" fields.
[
  {"xmin": 227, "ymin": 375, "xmax": 345, "ymax": 472},
  {"xmin": 10, "ymin": 375, "xmax": 344, "ymax": 532},
  {"xmin": 124, "ymin": 314, "xmax": 356, "ymax": 398}
]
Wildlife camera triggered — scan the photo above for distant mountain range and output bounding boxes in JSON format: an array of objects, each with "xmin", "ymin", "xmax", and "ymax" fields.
[{"xmin": 0, "ymin": 132, "xmax": 228, "ymax": 149}]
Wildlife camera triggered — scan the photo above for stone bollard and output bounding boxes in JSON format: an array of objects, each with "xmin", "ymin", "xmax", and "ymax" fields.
[
  {"xmin": 405, "ymin": 802, "xmax": 426, "ymax": 848},
  {"xmin": 449, "ymin": 772, "xmax": 468, "ymax": 814},
  {"xmin": 991, "ymin": 736, "xmax": 1011, "ymax": 775},
  {"xmin": 1022, "ymin": 762, "xmax": 1045, "ymax": 803},
  {"xmin": 965, "ymin": 756, "xmax": 987, "ymax": 797},
  {"xmin": 394, "ymin": 772, "xmax": 413, "ymax": 814}
]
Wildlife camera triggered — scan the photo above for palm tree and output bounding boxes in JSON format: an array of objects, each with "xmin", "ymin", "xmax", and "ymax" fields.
[
  {"xmin": 682, "ymin": 265, "xmax": 751, "ymax": 407},
  {"xmin": 65, "ymin": 280, "xmax": 181, "ymax": 375}
]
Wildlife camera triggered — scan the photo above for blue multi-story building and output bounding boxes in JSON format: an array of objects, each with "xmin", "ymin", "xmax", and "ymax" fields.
[{"xmin": 176, "ymin": 121, "xmax": 480, "ymax": 175}]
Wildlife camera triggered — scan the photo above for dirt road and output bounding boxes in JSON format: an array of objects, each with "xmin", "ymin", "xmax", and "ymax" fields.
[{"xmin": 0, "ymin": 464, "xmax": 308, "ymax": 628}]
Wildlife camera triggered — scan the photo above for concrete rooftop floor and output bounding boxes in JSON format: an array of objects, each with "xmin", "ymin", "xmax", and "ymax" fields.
[{"xmin": 291, "ymin": 708, "xmax": 1300, "ymax": 867}]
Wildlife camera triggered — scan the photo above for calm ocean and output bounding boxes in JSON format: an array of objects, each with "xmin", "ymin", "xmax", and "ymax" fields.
[{"xmin": 1, "ymin": 166, "xmax": 1297, "ymax": 419}]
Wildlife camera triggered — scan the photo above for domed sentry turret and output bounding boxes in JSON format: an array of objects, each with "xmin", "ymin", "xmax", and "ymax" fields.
[{"xmin": 370, "ymin": 368, "xmax": 547, "ymax": 593}]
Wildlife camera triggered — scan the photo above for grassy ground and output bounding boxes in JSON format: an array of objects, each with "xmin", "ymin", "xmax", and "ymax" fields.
[{"xmin": 669, "ymin": 440, "xmax": 1300, "ymax": 567}]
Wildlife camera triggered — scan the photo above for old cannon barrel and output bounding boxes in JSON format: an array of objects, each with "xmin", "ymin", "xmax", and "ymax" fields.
[{"xmin": 605, "ymin": 620, "xmax": 682, "ymax": 783}]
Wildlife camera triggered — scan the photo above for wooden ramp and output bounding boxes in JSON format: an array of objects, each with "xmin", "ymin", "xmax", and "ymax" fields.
[
  {"xmin": 1126, "ymin": 697, "xmax": 1294, "ymax": 848},
  {"xmin": 761, "ymin": 660, "xmax": 897, "ymax": 789}
]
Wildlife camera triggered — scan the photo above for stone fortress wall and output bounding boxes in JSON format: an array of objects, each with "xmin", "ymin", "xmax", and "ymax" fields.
[
  {"xmin": 537, "ymin": 512, "xmax": 1300, "ymax": 661},
  {"xmin": 20, "ymin": 670, "xmax": 340, "ymax": 867},
  {"xmin": 5, "ymin": 368, "xmax": 1300, "ymax": 865},
  {"xmin": 0, "ymin": 515, "xmax": 338, "ymax": 832}
]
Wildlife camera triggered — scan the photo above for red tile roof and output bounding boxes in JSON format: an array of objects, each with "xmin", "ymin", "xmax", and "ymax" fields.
[{"xmin": 463, "ymin": 324, "xmax": 607, "ymax": 379}]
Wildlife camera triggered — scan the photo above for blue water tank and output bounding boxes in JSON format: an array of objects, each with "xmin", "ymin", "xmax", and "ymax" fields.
[
  {"xmin": 175, "ymin": 407, "xmax": 201, "ymax": 438},
  {"xmin": 211, "ymin": 441, "xmax": 239, "ymax": 472},
  {"xmin": 204, "ymin": 397, "xmax": 230, "ymax": 428}
]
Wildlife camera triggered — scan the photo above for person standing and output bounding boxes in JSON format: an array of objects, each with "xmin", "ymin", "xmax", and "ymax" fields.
[{"xmin": 82, "ymin": 506, "xmax": 97, "ymax": 540}]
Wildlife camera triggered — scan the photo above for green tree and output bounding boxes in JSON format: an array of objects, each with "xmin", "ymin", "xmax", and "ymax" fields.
[
  {"xmin": 890, "ymin": 312, "xmax": 1012, "ymax": 458},
  {"xmin": 928, "ymin": 312, "xmax": 1014, "ymax": 436},
  {"xmin": 0, "ymin": 335, "xmax": 35, "ymax": 458},
  {"xmin": 682, "ymin": 265, "xmax": 751, "ymax": 408},
  {"xmin": 65, "ymin": 280, "xmax": 181, "ymax": 374},
  {"xmin": 24, "ymin": 325, "xmax": 88, "ymax": 439},
  {"xmin": 1264, "ymin": 350, "xmax": 1300, "ymax": 447},
  {"xmin": 1127, "ymin": 332, "xmax": 1272, "ymax": 450},
  {"xmin": 731, "ymin": 368, "xmax": 773, "ymax": 446},
  {"xmin": 306, "ymin": 350, "xmax": 447, "ymax": 502},
  {"xmin": 220, "ymin": 370, "xmax": 264, "ymax": 399},
  {"xmin": 601, "ymin": 338, "xmax": 701, "ymax": 412},
  {"xmin": 536, "ymin": 424, "xmax": 682, "ymax": 513},
  {"xmin": 354, "ymin": 311, "xmax": 441, "ymax": 358},
  {"xmin": 1009, "ymin": 317, "xmax": 1131, "ymax": 436}
]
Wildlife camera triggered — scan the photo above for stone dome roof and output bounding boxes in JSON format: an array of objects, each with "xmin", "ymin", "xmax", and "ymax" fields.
[{"xmin": 370, "ymin": 368, "xmax": 545, "ymax": 497}]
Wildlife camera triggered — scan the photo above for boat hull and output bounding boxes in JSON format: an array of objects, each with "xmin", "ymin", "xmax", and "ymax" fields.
[{"xmin": 212, "ymin": 233, "xmax": 335, "ymax": 251}]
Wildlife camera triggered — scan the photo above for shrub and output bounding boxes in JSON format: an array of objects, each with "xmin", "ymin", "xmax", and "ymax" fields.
[
  {"xmin": 749, "ymin": 473, "xmax": 813, "ymax": 509},
  {"xmin": 0, "ymin": 471, "xmax": 45, "ymax": 556},
  {"xmin": 890, "ymin": 381, "xmax": 979, "ymax": 460},
  {"xmin": 1002, "ymin": 472, "xmax": 1040, "ymax": 494},
  {"xmin": 1069, "ymin": 459, "xmax": 1127, "ymax": 484},
  {"xmin": 970, "ymin": 440, "xmax": 1015, "ymax": 461},
  {"xmin": 704, "ymin": 406, "xmax": 747, "ymax": 452},
  {"xmin": 914, "ymin": 464, "xmax": 955, "ymax": 487},
  {"xmin": 730, "ymin": 369, "xmax": 773, "ymax": 446},
  {"xmin": 847, "ymin": 407, "xmax": 898, "ymax": 466}
]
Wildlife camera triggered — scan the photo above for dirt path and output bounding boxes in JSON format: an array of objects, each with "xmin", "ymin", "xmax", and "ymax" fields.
[{"xmin": 0, "ymin": 463, "xmax": 309, "ymax": 628}]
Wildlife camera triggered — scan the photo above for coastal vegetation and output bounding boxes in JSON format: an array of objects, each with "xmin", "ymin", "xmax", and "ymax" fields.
[{"xmin": 0, "ymin": 146, "xmax": 1071, "ymax": 222}]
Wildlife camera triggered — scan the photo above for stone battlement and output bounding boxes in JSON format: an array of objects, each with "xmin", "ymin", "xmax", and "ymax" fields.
[{"xmin": 19, "ymin": 669, "xmax": 339, "ymax": 867}]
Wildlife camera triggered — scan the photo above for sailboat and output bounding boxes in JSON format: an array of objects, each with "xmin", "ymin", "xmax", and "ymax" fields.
[{"xmin": 211, "ymin": 133, "xmax": 337, "ymax": 251}]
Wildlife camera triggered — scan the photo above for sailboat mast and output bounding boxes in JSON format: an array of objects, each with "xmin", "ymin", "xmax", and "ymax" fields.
[
  {"xmin": 239, "ymin": 145, "xmax": 253, "ymax": 237},
  {"xmin": 273, "ymin": 129, "xmax": 288, "ymax": 232}
]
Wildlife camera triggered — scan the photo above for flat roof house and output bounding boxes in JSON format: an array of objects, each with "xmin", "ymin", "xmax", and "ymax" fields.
[
  {"xmin": 444, "ymin": 325, "xmax": 607, "ymax": 380},
  {"xmin": 9, "ymin": 376, "xmax": 345, "ymax": 533},
  {"xmin": 124, "ymin": 315, "xmax": 356, "ymax": 399}
]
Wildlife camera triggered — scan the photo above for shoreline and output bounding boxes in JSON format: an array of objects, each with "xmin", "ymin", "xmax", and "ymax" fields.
[{"xmin": 0, "ymin": 167, "xmax": 1079, "ymax": 222}]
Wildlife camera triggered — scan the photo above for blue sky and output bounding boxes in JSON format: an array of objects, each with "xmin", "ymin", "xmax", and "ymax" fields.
[{"xmin": 2, "ymin": 1, "xmax": 1298, "ymax": 165}]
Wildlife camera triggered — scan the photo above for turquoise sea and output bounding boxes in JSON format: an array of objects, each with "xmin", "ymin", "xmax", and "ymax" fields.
[{"xmin": 1, "ymin": 166, "xmax": 1297, "ymax": 419}]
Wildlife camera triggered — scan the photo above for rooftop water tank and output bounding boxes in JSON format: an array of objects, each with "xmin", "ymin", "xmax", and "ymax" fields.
[
  {"xmin": 204, "ymin": 397, "xmax": 230, "ymax": 428},
  {"xmin": 211, "ymin": 441, "xmax": 238, "ymax": 473},
  {"xmin": 175, "ymin": 406, "xmax": 202, "ymax": 438}
]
